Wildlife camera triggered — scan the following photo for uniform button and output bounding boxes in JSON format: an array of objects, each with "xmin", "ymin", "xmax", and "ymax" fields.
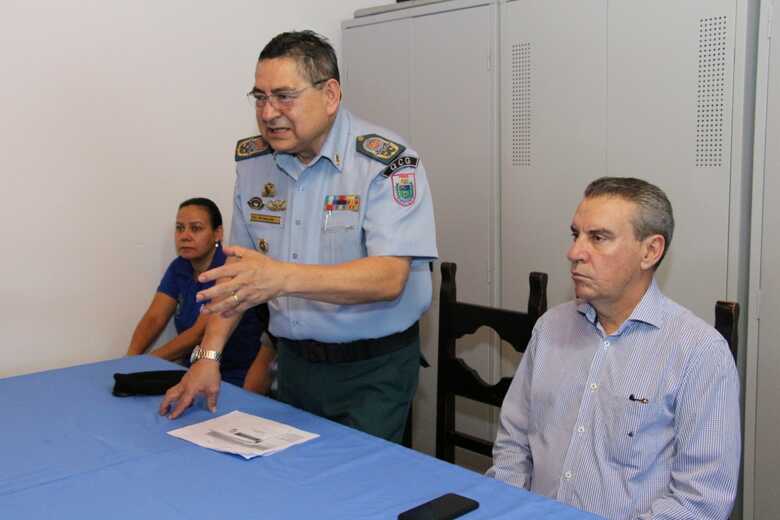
[
  {"xmin": 590, "ymin": 383, "xmax": 598, "ymax": 391},
  {"xmin": 577, "ymin": 426, "xmax": 585, "ymax": 433},
  {"xmin": 292, "ymin": 253, "xmax": 298, "ymax": 259},
  {"xmin": 295, "ymin": 219, "xmax": 302, "ymax": 225},
  {"xmin": 564, "ymin": 471, "xmax": 573, "ymax": 480}
]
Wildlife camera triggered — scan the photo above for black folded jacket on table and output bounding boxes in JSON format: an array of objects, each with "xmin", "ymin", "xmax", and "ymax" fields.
[{"xmin": 112, "ymin": 370, "xmax": 186, "ymax": 397}]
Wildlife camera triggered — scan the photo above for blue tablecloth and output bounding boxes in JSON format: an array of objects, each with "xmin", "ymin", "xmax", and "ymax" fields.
[{"xmin": 0, "ymin": 356, "xmax": 601, "ymax": 519}]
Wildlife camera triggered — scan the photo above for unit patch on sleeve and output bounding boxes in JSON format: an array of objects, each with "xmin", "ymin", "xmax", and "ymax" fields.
[
  {"xmin": 356, "ymin": 134, "xmax": 406, "ymax": 165},
  {"xmin": 391, "ymin": 173, "xmax": 416, "ymax": 207},
  {"xmin": 235, "ymin": 135, "xmax": 272, "ymax": 161},
  {"xmin": 381, "ymin": 155, "xmax": 418, "ymax": 177}
]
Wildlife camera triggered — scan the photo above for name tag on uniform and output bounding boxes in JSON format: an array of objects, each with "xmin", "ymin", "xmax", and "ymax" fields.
[{"xmin": 251, "ymin": 213, "xmax": 282, "ymax": 225}]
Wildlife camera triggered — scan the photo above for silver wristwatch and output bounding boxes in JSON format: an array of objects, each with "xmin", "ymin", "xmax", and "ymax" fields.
[{"xmin": 190, "ymin": 345, "xmax": 222, "ymax": 364}]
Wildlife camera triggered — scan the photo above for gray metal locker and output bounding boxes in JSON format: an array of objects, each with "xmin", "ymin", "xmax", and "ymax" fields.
[
  {"xmin": 500, "ymin": 0, "xmax": 753, "ymax": 329},
  {"xmin": 499, "ymin": 0, "xmax": 608, "ymax": 371},
  {"xmin": 748, "ymin": 1, "xmax": 780, "ymax": 517}
]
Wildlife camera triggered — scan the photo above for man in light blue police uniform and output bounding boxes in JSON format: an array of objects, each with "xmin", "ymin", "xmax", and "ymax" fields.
[{"xmin": 160, "ymin": 31, "xmax": 437, "ymax": 443}]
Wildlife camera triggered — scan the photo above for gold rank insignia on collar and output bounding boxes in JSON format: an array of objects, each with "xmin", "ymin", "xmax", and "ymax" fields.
[
  {"xmin": 356, "ymin": 134, "xmax": 406, "ymax": 165},
  {"xmin": 235, "ymin": 135, "xmax": 273, "ymax": 162}
]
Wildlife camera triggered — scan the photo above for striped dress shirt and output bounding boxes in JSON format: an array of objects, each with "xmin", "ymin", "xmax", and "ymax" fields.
[{"xmin": 487, "ymin": 279, "xmax": 741, "ymax": 520}]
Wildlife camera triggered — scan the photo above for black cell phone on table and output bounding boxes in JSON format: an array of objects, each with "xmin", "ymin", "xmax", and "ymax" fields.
[{"xmin": 398, "ymin": 493, "xmax": 480, "ymax": 520}]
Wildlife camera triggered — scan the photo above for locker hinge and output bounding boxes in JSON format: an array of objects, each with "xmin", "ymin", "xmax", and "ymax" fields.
[
  {"xmin": 753, "ymin": 288, "xmax": 763, "ymax": 322},
  {"xmin": 487, "ymin": 49, "xmax": 493, "ymax": 71},
  {"xmin": 769, "ymin": 1, "xmax": 774, "ymax": 40}
]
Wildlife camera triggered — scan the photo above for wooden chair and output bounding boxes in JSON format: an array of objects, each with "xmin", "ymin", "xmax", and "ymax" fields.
[
  {"xmin": 435, "ymin": 262, "xmax": 548, "ymax": 463},
  {"xmin": 714, "ymin": 300, "xmax": 739, "ymax": 362}
]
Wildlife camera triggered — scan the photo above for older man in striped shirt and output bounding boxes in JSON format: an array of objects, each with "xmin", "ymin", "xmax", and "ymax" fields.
[{"xmin": 488, "ymin": 177, "xmax": 740, "ymax": 520}]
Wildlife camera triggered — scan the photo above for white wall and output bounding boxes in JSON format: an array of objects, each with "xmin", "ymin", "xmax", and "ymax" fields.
[{"xmin": 0, "ymin": 0, "xmax": 387, "ymax": 377}]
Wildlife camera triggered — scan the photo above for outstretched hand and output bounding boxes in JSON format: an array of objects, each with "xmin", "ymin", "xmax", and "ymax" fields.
[{"xmin": 196, "ymin": 245, "xmax": 289, "ymax": 318}]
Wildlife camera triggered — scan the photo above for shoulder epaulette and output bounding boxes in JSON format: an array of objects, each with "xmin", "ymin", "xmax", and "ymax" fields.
[
  {"xmin": 356, "ymin": 133, "xmax": 406, "ymax": 165},
  {"xmin": 235, "ymin": 135, "xmax": 272, "ymax": 162}
]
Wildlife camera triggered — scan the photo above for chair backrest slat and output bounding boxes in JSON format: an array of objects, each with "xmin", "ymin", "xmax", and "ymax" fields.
[{"xmin": 435, "ymin": 261, "xmax": 548, "ymax": 463}]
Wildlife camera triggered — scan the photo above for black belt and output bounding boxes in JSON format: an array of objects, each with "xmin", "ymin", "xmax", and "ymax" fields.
[{"xmin": 279, "ymin": 322, "xmax": 419, "ymax": 364}]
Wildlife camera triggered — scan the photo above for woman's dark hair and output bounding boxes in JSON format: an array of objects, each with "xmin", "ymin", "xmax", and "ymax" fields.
[{"xmin": 178, "ymin": 197, "xmax": 222, "ymax": 229}]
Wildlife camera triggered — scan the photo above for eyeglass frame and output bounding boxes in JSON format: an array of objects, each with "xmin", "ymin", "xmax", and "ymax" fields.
[{"xmin": 246, "ymin": 78, "xmax": 329, "ymax": 110}]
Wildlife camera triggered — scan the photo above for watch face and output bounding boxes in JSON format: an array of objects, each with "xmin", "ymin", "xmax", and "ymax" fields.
[{"xmin": 190, "ymin": 346, "xmax": 201, "ymax": 363}]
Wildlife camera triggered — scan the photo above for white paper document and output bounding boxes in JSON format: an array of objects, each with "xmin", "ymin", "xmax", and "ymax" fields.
[{"xmin": 168, "ymin": 410, "xmax": 319, "ymax": 459}]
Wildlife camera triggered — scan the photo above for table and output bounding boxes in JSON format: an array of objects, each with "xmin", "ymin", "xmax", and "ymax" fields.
[{"xmin": 0, "ymin": 356, "xmax": 602, "ymax": 519}]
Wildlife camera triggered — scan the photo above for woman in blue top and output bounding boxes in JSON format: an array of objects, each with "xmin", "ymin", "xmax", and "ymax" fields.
[{"xmin": 126, "ymin": 197, "xmax": 263, "ymax": 386}]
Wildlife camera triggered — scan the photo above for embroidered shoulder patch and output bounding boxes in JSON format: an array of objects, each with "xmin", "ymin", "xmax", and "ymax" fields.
[
  {"xmin": 391, "ymin": 172, "xmax": 416, "ymax": 207},
  {"xmin": 382, "ymin": 155, "xmax": 418, "ymax": 177},
  {"xmin": 235, "ymin": 135, "xmax": 272, "ymax": 162},
  {"xmin": 356, "ymin": 134, "xmax": 406, "ymax": 165}
]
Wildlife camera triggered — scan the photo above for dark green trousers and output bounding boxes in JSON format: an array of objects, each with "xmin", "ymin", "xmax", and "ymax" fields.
[{"xmin": 276, "ymin": 336, "xmax": 420, "ymax": 444}]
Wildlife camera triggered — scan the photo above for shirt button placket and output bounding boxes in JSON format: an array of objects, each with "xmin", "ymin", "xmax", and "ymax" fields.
[{"xmin": 289, "ymin": 180, "xmax": 302, "ymax": 263}]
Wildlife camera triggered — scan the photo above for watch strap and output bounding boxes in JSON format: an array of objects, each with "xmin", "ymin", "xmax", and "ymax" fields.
[{"xmin": 190, "ymin": 345, "xmax": 222, "ymax": 364}]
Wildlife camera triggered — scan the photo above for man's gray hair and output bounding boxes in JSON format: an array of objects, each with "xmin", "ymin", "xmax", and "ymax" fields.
[{"xmin": 584, "ymin": 177, "xmax": 675, "ymax": 268}]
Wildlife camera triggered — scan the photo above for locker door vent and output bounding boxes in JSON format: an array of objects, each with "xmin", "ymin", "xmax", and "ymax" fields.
[
  {"xmin": 696, "ymin": 16, "xmax": 727, "ymax": 168},
  {"xmin": 512, "ymin": 42, "xmax": 531, "ymax": 167}
]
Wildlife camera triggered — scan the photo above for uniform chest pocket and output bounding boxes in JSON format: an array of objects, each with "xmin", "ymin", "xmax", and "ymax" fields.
[
  {"xmin": 321, "ymin": 211, "xmax": 362, "ymax": 264},
  {"xmin": 603, "ymin": 392, "xmax": 663, "ymax": 469}
]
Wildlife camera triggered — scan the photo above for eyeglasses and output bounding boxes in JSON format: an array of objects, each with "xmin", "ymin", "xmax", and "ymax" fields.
[{"xmin": 247, "ymin": 79, "xmax": 328, "ymax": 110}]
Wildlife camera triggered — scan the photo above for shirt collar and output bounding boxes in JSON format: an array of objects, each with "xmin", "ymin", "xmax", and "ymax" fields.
[
  {"xmin": 210, "ymin": 243, "xmax": 226, "ymax": 268},
  {"xmin": 316, "ymin": 107, "xmax": 350, "ymax": 172},
  {"xmin": 577, "ymin": 278, "xmax": 665, "ymax": 333},
  {"xmin": 273, "ymin": 106, "xmax": 350, "ymax": 176}
]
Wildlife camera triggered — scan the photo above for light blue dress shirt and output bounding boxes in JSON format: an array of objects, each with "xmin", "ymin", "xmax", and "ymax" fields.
[
  {"xmin": 230, "ymin": 107, "xmax": 438, "ymax": 342},
  {"xmin": 487, "ymin": 279, "xmax": 741, "ymax": 520}
]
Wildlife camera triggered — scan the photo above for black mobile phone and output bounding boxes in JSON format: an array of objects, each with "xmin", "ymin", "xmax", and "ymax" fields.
[{"xmin": 398, "ymin": 493, "xmax": 480, "ymax": 520}]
